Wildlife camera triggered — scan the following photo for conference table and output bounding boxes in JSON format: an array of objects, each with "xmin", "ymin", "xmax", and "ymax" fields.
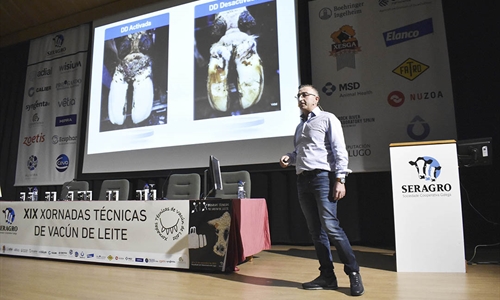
[{"xmin": 0, "ymin": 198, "xmax": 271, "ymax": 272}]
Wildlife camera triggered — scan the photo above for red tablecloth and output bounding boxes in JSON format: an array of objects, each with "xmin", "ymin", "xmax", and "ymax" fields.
[{"xmin": 226, "ymin": 198, "xmax": 271, "ymax": 271}]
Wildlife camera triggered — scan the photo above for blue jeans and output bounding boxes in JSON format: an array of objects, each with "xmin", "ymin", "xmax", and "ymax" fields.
[{"xmin": 297, "ymin": 170, "xmax": 359, "ymax": 275}]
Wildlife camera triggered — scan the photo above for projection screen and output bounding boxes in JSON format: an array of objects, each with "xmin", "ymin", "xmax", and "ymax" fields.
[{"xmin": 83, "ymin": 0, "xmax": 300, "ymax": 173}]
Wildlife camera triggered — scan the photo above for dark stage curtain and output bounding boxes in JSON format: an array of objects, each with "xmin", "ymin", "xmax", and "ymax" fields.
[{"xmin": 0, "ymin": 42, "xmax": 30, "ymax": 201}]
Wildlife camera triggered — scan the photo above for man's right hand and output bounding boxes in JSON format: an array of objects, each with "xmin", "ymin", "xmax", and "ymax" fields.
[{"xmin": 280, "ymin": 155, "xmax": 290, "ymax": 168}]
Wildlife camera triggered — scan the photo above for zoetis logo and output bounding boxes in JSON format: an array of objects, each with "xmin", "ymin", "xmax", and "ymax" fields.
[
  {"xmin": 402, "ymin": 156, "xmax": 452, "ymax": 197},
  {"xmin": 154, "ymin": 207, "xmax": 185, "ymax": 242},
  {"xmin": 23, "ymin": 133, "xmax": 45, "ymax": 146}
]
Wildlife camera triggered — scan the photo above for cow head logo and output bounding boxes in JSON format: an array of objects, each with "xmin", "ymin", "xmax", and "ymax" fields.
[
  {"xmin": 409, "ymin": 156, "xmax": 441, "ymax": 182},
  {"xmin": 2, "ymin": 208, "xmax": 15, "ymax": 224}
]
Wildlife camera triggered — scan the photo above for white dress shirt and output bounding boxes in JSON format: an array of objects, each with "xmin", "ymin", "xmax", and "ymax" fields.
[{"xmin": 287, "ymin": 107, "xmax": 351, "ymax": 177}]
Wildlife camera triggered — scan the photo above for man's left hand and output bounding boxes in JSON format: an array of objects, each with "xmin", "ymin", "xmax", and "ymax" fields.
[{"xmin": 333, "ymin": 182, "xmax": 346, "ymax": 200}]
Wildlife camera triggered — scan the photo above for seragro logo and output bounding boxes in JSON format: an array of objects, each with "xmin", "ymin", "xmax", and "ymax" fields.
[
  {"xmin": 402, "ymin": 156, "xmax": 452, "ymax": 197},
  {"xmin": 1, "ymin": 208, "xmax": 18, "ymax": 234},
  {"xmin": 2, "ymin": 208, "xmax": 16, "ymax": 224},
  {"xmin": 56, "ymin": 154, "xmax": 70, "ymax": 172}
]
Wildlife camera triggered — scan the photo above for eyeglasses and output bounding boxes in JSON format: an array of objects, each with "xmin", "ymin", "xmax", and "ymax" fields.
[{"xmin": 295, "ymin": 92, "xmax": 317, "ymax": 100}]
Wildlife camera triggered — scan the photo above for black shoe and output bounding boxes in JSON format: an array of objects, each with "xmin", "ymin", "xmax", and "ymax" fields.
[
  {"xmin": 349, "ymin": 272, "xmax": 365, "ymax": 296},
  {"xmin": 302, "ymin": 274, "xmax": 338, "ymax": 290}
]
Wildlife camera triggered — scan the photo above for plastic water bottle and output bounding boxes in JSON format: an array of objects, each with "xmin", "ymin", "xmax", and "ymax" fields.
[
  {"xmin": 143, "ymin": 183, "xmax": 150, "ymax": 200},
  {"xmin": 237, "ymin": 181, "xmax": 246, "ymax": 199},
  {"xmin": 33, "ymin": 187, "xmax": 38, "ymax": 201}
]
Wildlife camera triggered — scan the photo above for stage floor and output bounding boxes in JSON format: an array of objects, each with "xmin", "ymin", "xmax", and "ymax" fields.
[{"xmin": 1, "ymin": 245, "xmax": 498, "ymax": 300}]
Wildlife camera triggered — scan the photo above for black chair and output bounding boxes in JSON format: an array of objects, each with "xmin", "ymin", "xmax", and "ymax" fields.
[
  {"xmin": 166, "ymin": 173, "xmax": 201, "ymax": 200},
  {"xmin": 215, "ymin": 171, "xmax": 251, "ymax": 199},
  {"xmin": 61, "ymin": 181, "xmax": 89, "ymax": 200},
  {"xmin": 98, "ymin": 179, "xmax": 130, "ymax": 200}
]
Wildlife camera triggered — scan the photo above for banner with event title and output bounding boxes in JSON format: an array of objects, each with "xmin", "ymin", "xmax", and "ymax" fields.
[
  {"xmin": 15, "ymin": 24, "xmax": 89, "ymax": 186},
  {"xmin": 308, "ymin": 0, "xmax": 457, "ymax": 172},
  {"xmin": 0, "ymin": 199, "xmax": 232, "ymax": 271}
]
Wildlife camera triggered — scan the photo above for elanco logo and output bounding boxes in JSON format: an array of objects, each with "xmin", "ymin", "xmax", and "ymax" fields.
[
  {"xmin": 402, "ymin": 156, "xmax": 452, "ymax": 195},
  {"xmin": 383, "ymin": 18, "xmax": 434, "ymax": 47}
]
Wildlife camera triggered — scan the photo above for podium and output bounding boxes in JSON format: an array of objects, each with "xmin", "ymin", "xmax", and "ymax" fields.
[{"xmin": 389, "ymin": 140, "xmax": 465, "ymax": 272}]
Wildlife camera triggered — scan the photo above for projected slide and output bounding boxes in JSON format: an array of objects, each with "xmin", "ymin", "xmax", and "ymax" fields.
[
  {"xmin": 85, "ymin": 0, "xmax": 300, "ymax": 173},
  {"xmin": 101, "ymin": 14, "xmax": 170, "ymax": 131},
  {"xmin": 194, "ymin": 2, "xmax": 279, "ymax": 120}
]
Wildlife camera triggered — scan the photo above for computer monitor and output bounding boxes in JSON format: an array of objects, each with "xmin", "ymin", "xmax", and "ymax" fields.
[
  {"xmin": 203, "ymin": 155, "xmax": 223, "ymax": 199},
  {"xmin": 457, "ymin": 137, "xmax": 493, "ymax": 167}
]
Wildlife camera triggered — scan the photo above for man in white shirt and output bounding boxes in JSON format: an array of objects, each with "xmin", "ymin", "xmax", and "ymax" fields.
[{"xmin": 280, "ymin": 84, "xmax": 364, "ymax": 296}]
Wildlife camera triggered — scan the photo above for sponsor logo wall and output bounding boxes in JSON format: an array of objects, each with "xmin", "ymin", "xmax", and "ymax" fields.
[
  {"xmin": 308, "ymin": 0, "xmax": 457, "ymax": 172},
  {"xmin": 15, "ymin": 24, "xmax": 89, "ymax": 186}
]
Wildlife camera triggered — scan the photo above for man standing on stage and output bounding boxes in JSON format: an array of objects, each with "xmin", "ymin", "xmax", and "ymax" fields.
[{"xmin": 280, "ymin": 84, "xmax": 364, "ymax": 296}]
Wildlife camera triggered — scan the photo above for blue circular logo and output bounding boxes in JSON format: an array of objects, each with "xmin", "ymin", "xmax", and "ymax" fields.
[
  {"xmin": 407, "ymin": 115, "xmax": 430, "ymax": 141},
  {"xmin": 27, "ymin": 155, "xmax": 38, "ymax": 171},
  {"xmin": 56, "ymin": 154, "xmax": 69, "ymax": 172}
]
